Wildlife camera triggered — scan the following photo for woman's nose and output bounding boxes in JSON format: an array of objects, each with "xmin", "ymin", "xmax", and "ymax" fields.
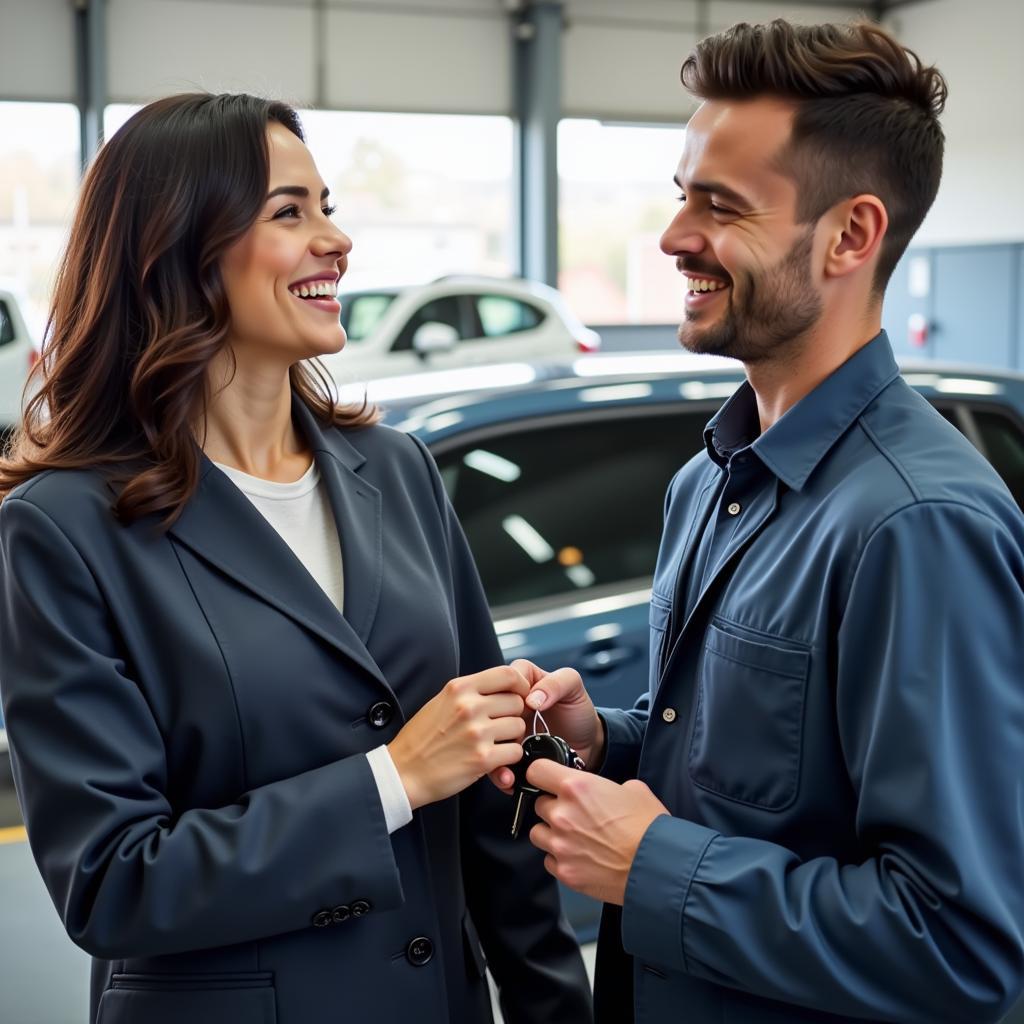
[{"xmin": 316, "ymin": 226, "xmax": 352, "ymax": 259}]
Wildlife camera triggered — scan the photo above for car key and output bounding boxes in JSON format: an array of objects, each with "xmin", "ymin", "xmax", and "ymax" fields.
[{"xmin": 510, "ymin": 714, "xmax": 585, "ymax": 839}]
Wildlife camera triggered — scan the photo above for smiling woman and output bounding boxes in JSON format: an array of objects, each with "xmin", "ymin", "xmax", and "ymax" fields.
[
  {"xmin": 0, "ymin": 93, "xmax": 592, "ymax": 1024},
  {"xmin": 0, "ymin": 94, "xmax": 375, "ymax": 523}
]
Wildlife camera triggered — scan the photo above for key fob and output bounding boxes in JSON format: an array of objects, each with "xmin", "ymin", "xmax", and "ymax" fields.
[
  {"xmin": 509, "ymin": 732, "xmax": 584, "ymax": 838},
  {"xmin": 512, "ymin": 733, "xmax": 577, "ymax": 795}
]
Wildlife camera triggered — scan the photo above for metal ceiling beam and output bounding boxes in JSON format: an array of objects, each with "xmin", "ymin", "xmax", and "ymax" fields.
[
  {"xmin": 512, "ymin": 1, "xmax": 562, "ymax": 288},
  {"xmin": 74, "ymin": 0, "xmax": 107, "ymax": 170}
]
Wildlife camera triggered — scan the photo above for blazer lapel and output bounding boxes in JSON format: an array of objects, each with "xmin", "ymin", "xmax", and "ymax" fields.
[
  {"xmin": 169, "ymin": 436, "xmax": 388, "ymax": 689},
  {"xmin": 300, "ymin": 412, "xmax": 384, "ymax": 648}
]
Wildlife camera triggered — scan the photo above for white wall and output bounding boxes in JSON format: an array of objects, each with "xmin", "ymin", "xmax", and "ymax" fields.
[
  {"xmin": 0, "ymin": 0, "xmax": 75, "ymax": 102},
  {"xmin": 887, "ymin": 0, "xmax": 1024, "ymax": 245},
  {"xmin": 562, "ymin": 0, "xmax": 864, "ymax": 122}
]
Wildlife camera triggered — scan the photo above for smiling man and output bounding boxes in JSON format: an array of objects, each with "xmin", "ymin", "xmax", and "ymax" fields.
[{"xmin": 500, "ymin": 18, "xmax": 1024, "ymax": 1024}]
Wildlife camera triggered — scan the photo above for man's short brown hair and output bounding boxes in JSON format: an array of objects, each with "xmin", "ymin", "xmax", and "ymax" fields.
[{"xmin": 682, "ymin": 19, "xmax": 947, "ymax": 292}]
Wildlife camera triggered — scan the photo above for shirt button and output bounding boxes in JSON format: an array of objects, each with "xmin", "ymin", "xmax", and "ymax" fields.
[
  {"xmin": 407, "ymin": 936, "xmax": 434, "ymax": 966},
  {"xmin": 368, "ymin": 701, "xmax": 393, "ymax": 729},
  {"xmin": 662, "ymin": 708, "xmax": 677, "ymax": 723},
  {"xmin": 727, "ymin": 502, "xmax": 742, "ymax": 516}
]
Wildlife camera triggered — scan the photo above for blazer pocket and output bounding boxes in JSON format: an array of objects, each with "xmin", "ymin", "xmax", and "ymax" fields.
[
  {"xmin": 688, "ymin": 621, "xmax": 810, "ymax": 811},
  {"xmin": 99, "ymin": 973, "xmax": 276, "ymax": 1024}
]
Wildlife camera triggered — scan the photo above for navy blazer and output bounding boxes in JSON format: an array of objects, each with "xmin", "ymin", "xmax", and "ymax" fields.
[{"xmin": 0, "ymin": 399, "xmax": 592, "ymax": 1024}]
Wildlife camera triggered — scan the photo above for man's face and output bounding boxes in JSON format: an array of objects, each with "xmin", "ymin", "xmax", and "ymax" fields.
[{"xmin": 660, "ymin": 97, "xmax": 823, "ymax": 362}]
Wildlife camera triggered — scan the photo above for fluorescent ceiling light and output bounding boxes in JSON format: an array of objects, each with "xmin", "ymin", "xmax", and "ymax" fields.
[
  {"xmin": 579, "ymin": 383, "xmax": 653, "ymax": 403},
  {"xmin": 680, "ymin": 380, "xmax": 742, "ymax": 400},
  {"xmin": 463, "ymin": 449, "xmax": 522, "ymax": 482},
  {"xmin": 502, "ymin": 515, "xmax": 555, "ymax": 563}
]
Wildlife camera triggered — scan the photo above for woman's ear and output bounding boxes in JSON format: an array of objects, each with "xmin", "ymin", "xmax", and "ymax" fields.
[{"xmin": 823, "ymin": 194, "xmax": 888, "ymax": 281}]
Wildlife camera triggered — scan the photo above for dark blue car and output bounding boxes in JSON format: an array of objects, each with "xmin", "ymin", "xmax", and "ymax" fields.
[{"xmin": 368, "ymin": 351, "xmax": 1024, "ymax": 938}]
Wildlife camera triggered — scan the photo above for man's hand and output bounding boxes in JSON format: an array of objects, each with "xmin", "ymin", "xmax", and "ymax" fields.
[
  {"xmin": 490, "ymin": 659, "xmax": 604, "ymax": 794},
  {"xmin": 526, "ymin": 759, "xmax": 669, "ymax": 906}
]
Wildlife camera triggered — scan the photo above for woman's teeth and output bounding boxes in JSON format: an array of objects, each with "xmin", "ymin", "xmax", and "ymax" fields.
[
  {"xmin": 289, "ymin": 281, "xmax": 338, "ymax": 299},
  {"xmin": 686, "ymin": 277, "xmax": 726, "ymax": 292}
]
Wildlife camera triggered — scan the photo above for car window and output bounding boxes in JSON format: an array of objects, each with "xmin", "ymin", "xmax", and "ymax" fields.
[
  {"xmin": 971, "ymin": 406, "xmax": 1024, "ymax": 510},
  {"xmin": 435, "ymin": 409, "xmax": 710, "ymax": 610},
  {"xmin": 0, "ymin": 300, "xmax": 14, "ymax": 346},
  {"xmin": 341, "ymin": 294, "xmax": 394, "ymax": 342},
  {"xmin": 475, "ymin": 295, "xmax": 543, "ymax": 338},
  {"xmin": 393, "ymin": 296, "xmax": 465, "ymax": 352}
]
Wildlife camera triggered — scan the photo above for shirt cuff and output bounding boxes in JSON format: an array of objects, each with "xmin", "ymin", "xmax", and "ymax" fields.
[
  {"xmin": 365, "ymin": 745, "xmax": 413, "ymax": 834},
  {"xmin": 622, "ymin": 813, "xmax": 719, "ymax": 973}
]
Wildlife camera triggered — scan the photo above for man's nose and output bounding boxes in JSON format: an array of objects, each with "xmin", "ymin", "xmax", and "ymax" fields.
[{"xmin": 660, "ymin": 209, "xmax": 705, "ymax": 257}]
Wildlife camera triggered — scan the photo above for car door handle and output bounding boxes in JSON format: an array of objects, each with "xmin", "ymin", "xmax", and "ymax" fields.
[{"xmin": 578, "ymin": 646, "xmax": 638, "ymax": 674}]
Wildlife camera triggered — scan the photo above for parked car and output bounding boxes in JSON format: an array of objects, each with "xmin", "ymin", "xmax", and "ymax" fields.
[
  {"xmin": 321, "ymin": 274, "xmax": 600, "ymax": 385},
  {"xmin": 369, "ymin": 351, "xmax": 1024, "ymax": 940},
  {"xmin": 0, "ymin": 288, "xmax": 35, "ymax": 438}
]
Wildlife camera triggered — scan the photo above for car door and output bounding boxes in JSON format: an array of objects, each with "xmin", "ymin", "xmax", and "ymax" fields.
[{"xmin": 429, "ymin": 402, "xmax": 712, "ymax": 937}]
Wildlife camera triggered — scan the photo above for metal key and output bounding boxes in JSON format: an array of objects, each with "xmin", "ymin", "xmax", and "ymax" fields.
[{"xmin": 510, "ymin": 732, "xmax": 585, "ymax": 838}]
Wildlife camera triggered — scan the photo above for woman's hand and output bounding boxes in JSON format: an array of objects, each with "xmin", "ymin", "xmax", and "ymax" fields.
[
  {"xmin": 490, "ymin": 659, "xmax": 605, "ymax": 794},
  {"xmin": 388, "ymin": 666, "xmax": 530, "ymax": 810}
]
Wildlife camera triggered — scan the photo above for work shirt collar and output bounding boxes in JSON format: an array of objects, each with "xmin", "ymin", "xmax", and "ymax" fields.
[{"xmin": 702, "ymin": 330, "xmax": 900, "ymax": 492}]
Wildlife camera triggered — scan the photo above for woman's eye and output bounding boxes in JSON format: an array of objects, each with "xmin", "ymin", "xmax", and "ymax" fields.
[
  {"xmin": 273, "ymin": 205, "xmax": 300, "ymax": 219},
  {"xmin": 322, "ymin": 204, "xmax": 337, "ymax": 217}
]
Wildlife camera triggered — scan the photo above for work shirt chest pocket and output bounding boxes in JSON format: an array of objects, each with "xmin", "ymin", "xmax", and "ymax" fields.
[
  {"xmin": 689, "ymin": 620, "xmax": 810, "ymax": 811},
  {"xmin": 649, "ymin": 593, "xmax": 673, "ymax": 681}
]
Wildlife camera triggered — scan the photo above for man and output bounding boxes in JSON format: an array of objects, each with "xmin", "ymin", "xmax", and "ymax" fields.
[{"xmin": 493, "ymin": 18, "xmax": 1024, "ymax": 1024}]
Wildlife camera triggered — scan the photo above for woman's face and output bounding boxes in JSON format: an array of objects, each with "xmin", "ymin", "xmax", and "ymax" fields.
[{"xmin": 219, "ymin": 121, "xmax": 352, "ymax": 367}]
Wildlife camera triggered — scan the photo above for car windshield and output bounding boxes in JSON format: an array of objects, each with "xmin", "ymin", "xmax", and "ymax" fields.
[{"xmin": 339, "ymin": 292, "xmax": 396, "ymax": 342}]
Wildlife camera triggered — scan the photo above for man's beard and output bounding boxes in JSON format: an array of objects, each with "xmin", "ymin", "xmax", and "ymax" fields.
[{"xmin": 677, "ymin": 229, "xmax": 822, "ymax": 363}]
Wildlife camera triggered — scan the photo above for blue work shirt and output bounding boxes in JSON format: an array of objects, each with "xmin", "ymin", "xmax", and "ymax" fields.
[{"xmin": 598, "ymin": 332, "xmax": 1024, "ymax": 1023}]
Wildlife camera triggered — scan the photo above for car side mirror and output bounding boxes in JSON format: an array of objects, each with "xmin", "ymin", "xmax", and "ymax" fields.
[{"xmin": 412, "ymin": 321, "xmax": 458, "ymax": 357}]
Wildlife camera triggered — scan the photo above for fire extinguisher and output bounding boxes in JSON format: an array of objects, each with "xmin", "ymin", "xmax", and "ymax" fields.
[{"xmin": 908, "ymin": 312, "xmax": 929, "ymax": 349}]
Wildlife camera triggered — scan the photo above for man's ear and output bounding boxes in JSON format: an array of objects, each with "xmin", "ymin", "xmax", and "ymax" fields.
[{"xmin": 823, "ymin": 194, "xmax": 888, "ymax": 280}]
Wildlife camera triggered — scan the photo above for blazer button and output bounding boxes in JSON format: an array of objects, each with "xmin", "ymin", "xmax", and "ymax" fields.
[
  {"xmin": 312, "ymin": 910, "xmax": 333, "ymax": 928},
  {"xmin": 406, "ymin": 936, "xmax": 434, "ymax": 966},
  {"xmin": 368, "ymin": 701, "xmax": 394, "ymax": 729},
  {"xmin": 331, "ymin": 904, "xmax": 351, "ymax": 924},
  {"xmin": 350, "ymin": 899, "xmax": 372, "ymax": 918}
]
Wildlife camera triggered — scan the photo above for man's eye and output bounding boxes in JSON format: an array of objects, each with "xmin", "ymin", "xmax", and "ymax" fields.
[
  {"xmin": 676, "ymin": 193, "xmax": 686, "ymax": 203},
  {"xmin": 711, "ymin": 203, "xmax": 735, "ymax": 215}
]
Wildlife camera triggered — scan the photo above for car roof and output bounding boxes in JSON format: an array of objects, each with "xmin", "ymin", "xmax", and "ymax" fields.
[{"xmin": 347, "ymin": 350, "xmax": 1024, "ymax": 441}]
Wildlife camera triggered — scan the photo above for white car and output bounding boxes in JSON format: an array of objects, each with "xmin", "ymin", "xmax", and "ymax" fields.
[
  {"xmin": 321, "ymin": 275, "xmax": 601, "ymax": 385},
  {"xmin": 0, "ymin": 289, "xmax": 35, "ymax": 436}
]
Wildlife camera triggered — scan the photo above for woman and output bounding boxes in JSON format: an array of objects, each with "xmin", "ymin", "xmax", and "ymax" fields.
[{"xmin": 0, "ymin": 94, "xmax": 592, "ymax": 1024}]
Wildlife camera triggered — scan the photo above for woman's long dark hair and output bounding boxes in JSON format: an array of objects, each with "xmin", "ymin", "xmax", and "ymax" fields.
[{"xmin": 0, "ymin": 92, "xmax": 377, "ymax": 526}]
